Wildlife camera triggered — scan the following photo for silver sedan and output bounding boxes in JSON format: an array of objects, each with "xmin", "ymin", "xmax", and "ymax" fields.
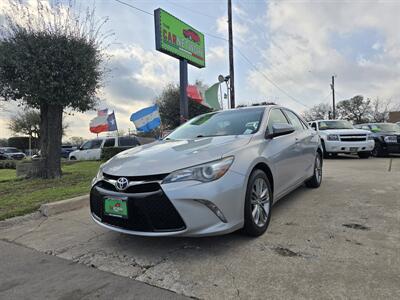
[{"xmin": 90, "ymin": 105, "xmax": 323, "ymax": 237}]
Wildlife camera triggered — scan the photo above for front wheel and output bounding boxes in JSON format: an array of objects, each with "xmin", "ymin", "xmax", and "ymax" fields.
[
  {"xmin": 372, "ymin": 142, "xmax": 387, "ymax": 157},
  {"xmin": 305, "ymin": 153, "xmax": 323, "ymax": 188},
  {"xmin": 243, "ymin": 170, "xmax": 273, "ymax": 237}
]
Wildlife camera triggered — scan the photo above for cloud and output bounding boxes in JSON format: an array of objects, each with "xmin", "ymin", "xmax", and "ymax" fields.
[{"xmin": 247, "ymin": 0, "xmax": 400, "ymax": 112}]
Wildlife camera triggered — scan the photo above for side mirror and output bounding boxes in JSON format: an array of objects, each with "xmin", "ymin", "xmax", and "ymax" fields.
[{"xmin": 266, "ymin": 123, "xmax": 295, "ymax": 139}]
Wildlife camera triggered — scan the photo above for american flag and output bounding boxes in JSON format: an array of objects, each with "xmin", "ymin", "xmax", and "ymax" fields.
[{"xmin": 97, "ymin": 108, "xmax": 108, "ymax": 116}]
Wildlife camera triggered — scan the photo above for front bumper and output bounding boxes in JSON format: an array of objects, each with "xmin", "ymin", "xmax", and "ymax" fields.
[
  {"xmin": 324, "ymin": 140, "xmax": 374, "ymax": 153},
  {"xmin": 384, "ymin": 143, "xmax": 400, "ymax": 154},
  {"xmin": 90, "ymin": 170, "xmax": 247, "ymax": 237}
]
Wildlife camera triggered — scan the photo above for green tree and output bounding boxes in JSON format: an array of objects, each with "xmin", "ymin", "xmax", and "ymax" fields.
[
  {"xmin": 0, "ymin": 2, "xmax": 106, "ymax": 178},
  {"xmin": 336, "ymin": 95, "xmax": 371, "ymax": 124},
  {"xmin": 156, "ymin": 83, "xmax": 212, "ymax": 130}
]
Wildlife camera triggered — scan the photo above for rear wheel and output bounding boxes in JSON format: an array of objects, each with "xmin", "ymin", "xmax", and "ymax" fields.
[
  {"xmin": 358, "ymin": 152, "xmax": 370, "ymax": 159},
  {"xmin": 305, "ymin": 153, "xmax": 323, "ymax": 188},
  {"xmin": 243, "ymin": 170, "xmax": 273, "ymax": 237}
]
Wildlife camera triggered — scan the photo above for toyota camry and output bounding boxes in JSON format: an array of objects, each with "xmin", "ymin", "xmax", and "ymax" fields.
[{"xmin": 90, "ymin": 105, "xmax": 323, "ymax": 237}]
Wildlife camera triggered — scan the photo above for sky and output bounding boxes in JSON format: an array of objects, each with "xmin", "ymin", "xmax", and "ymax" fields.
[{"xmin": 1, "ymin": 0, "xmax": 400, "ymax": 140}]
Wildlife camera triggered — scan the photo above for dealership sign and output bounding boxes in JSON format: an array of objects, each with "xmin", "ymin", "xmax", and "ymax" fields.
[{"xmin": 154, "ymin": 8, "xmax": 205, "ymax": 68}]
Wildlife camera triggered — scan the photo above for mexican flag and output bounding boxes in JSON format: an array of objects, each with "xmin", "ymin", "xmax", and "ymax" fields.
[{"xmin": 187, "ymin": 83, "xmax": 221, "ymax": 110}]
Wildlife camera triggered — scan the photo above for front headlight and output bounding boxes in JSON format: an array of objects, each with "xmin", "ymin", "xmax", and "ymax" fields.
[
  {"xmin": 327, "ymin": 134, "xmax": 339, "ymax": 141},
  {"xmin": 367, "ymin": 134, "xmax": 374, "ymax": 140},
  {"xmin": 384, "ymin": 136, "xmax": 397, "ymax": 143},
  {"xmin": 92, "ymin": 164, "xmax": 104, "ymax": 185},
  {"xmin": 162, "ymin": 156, "xmax": 234, "ymax": 184}
]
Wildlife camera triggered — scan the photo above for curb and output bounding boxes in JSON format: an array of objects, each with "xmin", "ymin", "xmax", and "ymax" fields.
[{"xmin": 39, "ymin": 194, "xmax": 89, "ymax": 217}]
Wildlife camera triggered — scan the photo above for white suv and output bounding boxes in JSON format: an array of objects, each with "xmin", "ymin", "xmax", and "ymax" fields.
[
  {"xmin": 69, "ymin": 136, "xmax": 140, "ymax": 161},
  {"xmin": 309, "ymin": 120, "xmax": 374, "ymax": 158}
]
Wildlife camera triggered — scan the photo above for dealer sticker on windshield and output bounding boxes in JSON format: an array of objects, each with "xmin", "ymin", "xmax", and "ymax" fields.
[{"xmin": 104, "ymin": 197, "xmax": 128, "ymax": 218}]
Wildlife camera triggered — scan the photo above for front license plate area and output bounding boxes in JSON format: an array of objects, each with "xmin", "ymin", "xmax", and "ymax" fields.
[
  {"xmin": 104, "ymin": 197, "xmax": 128, "ymax": 219},
  {"xmin": 349, "ymin": 147, "xmax": 358, "ymax": 152}
]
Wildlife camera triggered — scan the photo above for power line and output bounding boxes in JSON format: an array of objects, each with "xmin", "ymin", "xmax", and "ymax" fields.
[
  {"xmin": 114, "ymin": 0, "xmax": 309, "ymax": 108},
  {"xmin": 114, "ymin": 0, "xmax": 153, "ymax": 16},
  {"xmin": 234, "ymin": 47, "xmax": 310, "ymax": 108},
  {"xmin": 166, "ymin": 1, "xmax": 219, "ymax": 20}
]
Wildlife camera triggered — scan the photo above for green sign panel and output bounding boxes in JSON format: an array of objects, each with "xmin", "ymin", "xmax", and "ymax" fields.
[{"xmin": 154, "ymin": 8, "xmax": 205, "ymax": 68}]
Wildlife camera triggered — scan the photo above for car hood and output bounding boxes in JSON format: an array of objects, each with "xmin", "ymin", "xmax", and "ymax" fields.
[
  {"xmin": 103, "ymin": 135, "xmax": 252, "ymax": 176},
  {"xmin": 319, "ymin": 129, "xmax": 370, "ymax": 135}
]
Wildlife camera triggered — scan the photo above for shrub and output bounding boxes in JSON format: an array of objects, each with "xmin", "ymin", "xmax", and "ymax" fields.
[
  {"xmin": 101, "ymin": 147, "xmax": 131, "ymax": 161},
  {"xmin": 0, "ymin": 160, "xmax": 17, "ymax": 169}
]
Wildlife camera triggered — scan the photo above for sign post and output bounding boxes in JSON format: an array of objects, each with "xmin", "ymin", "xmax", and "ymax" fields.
[{"xmin": 154, "ymin": 8, "xmax": 205, "ymax": 124}]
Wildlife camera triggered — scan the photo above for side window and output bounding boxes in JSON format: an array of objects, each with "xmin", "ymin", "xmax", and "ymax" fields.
[
  {"xmin": 284, "ymin": 110, "xmax": 304, "ymax": 131},
  {"xmin": 267, "ymin": 109, "xmax": 289, "ymax": 133},
  {"xmin": 90, "ymin": 140, "xmax": 103, "ymax": 149},
  {"xmin": 311, "ymin": 122, "xmax": 317, "ymax": 130},
  {"xmin": 104, "ymin": 138, "xmax": 115, "ymax": 148},
  {"xmin": 81, "ymin": 141, "xmax": 92, "ymax": 150},
  {"xmin": 118, "ymin": 137, "xmax": 139, "ymax": 147}
]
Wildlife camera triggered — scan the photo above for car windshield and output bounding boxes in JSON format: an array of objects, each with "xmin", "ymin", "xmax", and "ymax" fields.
[
  {"xmin": 370, "ymin": 124, "xmax": 400, "ymax": 133},
  {"xmin": 5, "ymin": 148, "xmax": 20, "ymax": 153},
  {"xmin": 318, "ymin": 120, "xmax": 353, "ymax": 130},
  {"xmin": 166, "ymin": 108, "xmax": 265, "ymax": 140}
]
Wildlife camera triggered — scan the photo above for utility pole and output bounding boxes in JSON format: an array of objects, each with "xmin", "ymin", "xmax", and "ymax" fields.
[
  {"xmin": 227, "ymin": 0, "xmax": 235, "ymax": 108},
  {"xmin": 330, "ymin": 75, "xmax": 336, "ymax": 119}
]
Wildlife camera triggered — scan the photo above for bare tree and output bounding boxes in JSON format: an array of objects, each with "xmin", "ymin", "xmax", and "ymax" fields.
[
  {"xmin": 302, "ymin": 103, "xmax": 331, "ymax": 121},
  {"xmin": 371, "ymin": 98, "xmax": 399, "ymax": 123}
]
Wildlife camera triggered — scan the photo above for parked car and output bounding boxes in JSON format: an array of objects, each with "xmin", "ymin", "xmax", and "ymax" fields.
[
  {"xmin": 90, "ymin": 105, "xmax": 323, "ymax": 237},
  {"xmin": 308, "ymin": 120, "xmax": 374, "ymax": 158},
  {"xmin": 61, "ymin": 145, "xmax": 77, "ymax": 159},
  {"xmin": 355, "ymin": 123, "xmax": 400, "ymax": 157},
  {"xmin": 0, "ymin": 147, "xmax": 26, "ymax": 160},
  {"xmin": 69, "ymin": 136, "xmax": 141, "ymax": 161}
]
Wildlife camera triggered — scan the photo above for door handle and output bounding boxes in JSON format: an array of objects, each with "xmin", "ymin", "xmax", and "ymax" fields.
[{"xmin": 295, "ymin": 137, "xmax": 300, "ymax": 144}]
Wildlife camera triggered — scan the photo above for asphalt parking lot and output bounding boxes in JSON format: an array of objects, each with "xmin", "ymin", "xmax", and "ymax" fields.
[{"xmin": 1, "ymin": 157, "xmax": 399, "ymax": 299}]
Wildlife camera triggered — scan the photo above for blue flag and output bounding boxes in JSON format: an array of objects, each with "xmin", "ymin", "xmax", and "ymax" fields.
[
  {"xmin": 107, "ymin": 111, "xmax": 118, "ymax": 131},
  {"xmin": 130, "ymin": 105, "xmax": 161, "ymax": 132}
]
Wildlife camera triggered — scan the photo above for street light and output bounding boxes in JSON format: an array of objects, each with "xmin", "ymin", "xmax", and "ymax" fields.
[{"xmin": 218, "ymin": 75, "xmax": 231, "ymax": 109}]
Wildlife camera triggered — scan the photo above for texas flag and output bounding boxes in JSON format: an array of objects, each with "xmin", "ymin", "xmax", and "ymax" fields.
[{"xmin": 89, "ymin": 110, "xmax": 118, "ymax": 134}]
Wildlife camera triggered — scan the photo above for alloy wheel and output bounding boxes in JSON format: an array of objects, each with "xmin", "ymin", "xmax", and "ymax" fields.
[
  {"xmin": 250, "ymin": 178, "xmax": 270, "ymax": 227},
  {"xmin": 315, "ymin": 155, "xmax": 322, "ymax": 184}
]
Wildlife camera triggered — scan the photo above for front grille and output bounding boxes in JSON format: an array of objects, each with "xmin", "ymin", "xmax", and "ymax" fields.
[
  {"xmin": 96, "ymin": 180, "xmax": 160, "ymax": 193},
  {"xmin": 339, "ymin": 134, "xmax": 367, "ymax": 142},
  {"xmin": 103, "ymin": 173, "xmax": 168, "ymax": 182},
  {"xmin": 90, "ymin": 182, "xmax": 186, "ymax": 232}
]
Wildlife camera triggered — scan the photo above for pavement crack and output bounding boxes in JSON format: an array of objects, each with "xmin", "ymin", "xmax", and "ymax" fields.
[{"xmin": 11, "ymin": 217, "xmax": 48, "ymax": 242}]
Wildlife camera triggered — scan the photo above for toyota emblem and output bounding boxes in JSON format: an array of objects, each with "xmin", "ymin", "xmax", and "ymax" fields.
[{"xmin": 115, "ymin": 177, "xmax": 129, "ymax": 191}]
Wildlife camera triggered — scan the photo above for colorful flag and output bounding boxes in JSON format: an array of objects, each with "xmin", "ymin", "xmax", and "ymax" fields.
[
  {"xmin": 89, "ymin": 110, "xmax": 118, "ymax": 133},
  {"xmin": 107, "ymin": 111, "xmax": 118, "ymax": 131},
  {"xmin": 130, "ymin": 105, "xmax": 161, "ymax": 132},
  {"xmin": 186, "ymin": 83, "xmax": 221, "ymax": 110},
  {"xmin": 204, "ymin": 83, "xmax": 221, "ymax": 110},
  {"xmin": 89, "ymin": 115, "xmax": 108, "ymax": 133},
  {"xmin": 187, "ymin": 85, "xmax": 202, "ymax": 103}
]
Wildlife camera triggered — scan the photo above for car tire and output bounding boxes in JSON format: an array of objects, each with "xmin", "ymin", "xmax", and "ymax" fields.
[
  {"xmin": 305, "ymin": 152, "xmax": 323, "ymax": 188},
  {"xmin": 321, "ymin": 140, "xmax": 330, "ymax": 158},
  {"xmin": 358, "ymin": 152, "xmax": 370, "ymax": 159},
  {"xmin": 243, "ymin": 169, "xmax": 273, "ymax": 237},
  {"xmin": 70, "ymin": 156, "xmax": 77, "ymax": 160},
  {"xmin": 372, "ymin": 142, "xmax": 387, "ymax": 157}
]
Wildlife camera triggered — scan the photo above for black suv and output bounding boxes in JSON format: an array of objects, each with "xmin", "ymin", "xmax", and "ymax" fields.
[{"xmin": 355, "ymin": 123, "xmax": 400, "ymax": 156}]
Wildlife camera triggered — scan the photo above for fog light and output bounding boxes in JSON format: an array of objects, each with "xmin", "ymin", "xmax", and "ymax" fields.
[{"xmin": 194, "ymin": 199, "xmax": 227, "ymax": 223}]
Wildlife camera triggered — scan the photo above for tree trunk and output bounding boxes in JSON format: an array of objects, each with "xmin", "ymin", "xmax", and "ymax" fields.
[{"xmin": 39, "ymin": 104, "xmax": 63, "ymax": 179}]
